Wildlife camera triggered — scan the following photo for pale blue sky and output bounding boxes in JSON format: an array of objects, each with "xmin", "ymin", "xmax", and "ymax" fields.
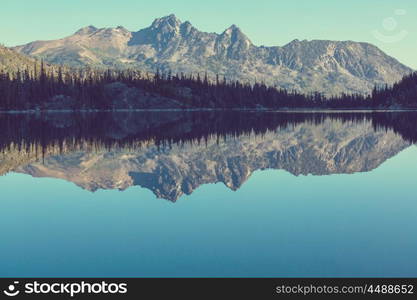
[{"xmin": 1, "ymin": 0, "xmax": 416, "ymax": 68}]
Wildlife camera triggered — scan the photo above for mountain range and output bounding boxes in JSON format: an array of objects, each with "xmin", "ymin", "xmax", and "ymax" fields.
[{"xmin": 12, "ymin": 14, "xmax": 413, "ymax": 95}]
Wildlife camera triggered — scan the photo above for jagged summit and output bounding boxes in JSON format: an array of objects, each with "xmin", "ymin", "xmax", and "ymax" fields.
[
  {"xmin": 221, "ymin": 24, "xmax": 252, "ymax": 45},
  {"xmin": 223, "ymin": 24, "xmax": 239, "ymax": 33},
  {"xmin": 223, "ymin": 24, "xmax": 249, "ymax": 37},
  {"xmin": 224, "ymin": 24, "xmax": 244, "ymax": 33},
  {"xmin": 151, "ymin": 14, "xmax": 182, "ymax": 28},
  {"xmin": 75, "ymin": 25, "xmax": 98, "ymax": 35},
  {"xmin": 12, "ymin": 15, "xmax": 413, "ymax": 95}
]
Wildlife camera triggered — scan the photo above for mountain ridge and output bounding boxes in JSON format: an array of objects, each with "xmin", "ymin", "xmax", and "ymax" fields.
[{"xmin": 12, "ymin": 14, "xmax": 413, "ymax": 95}]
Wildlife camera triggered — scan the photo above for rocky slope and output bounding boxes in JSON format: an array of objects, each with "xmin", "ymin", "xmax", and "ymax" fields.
[
  {"xmin": 0, "ymin": 45, "xmax": 43, "ymax": 74},
  {"xmin": 13, "ymin": 15, "xmax": 412, "ymax": 96},
  {"xmin": 12, "ymin": 119, "xmax": 409, "ymax": 201}
]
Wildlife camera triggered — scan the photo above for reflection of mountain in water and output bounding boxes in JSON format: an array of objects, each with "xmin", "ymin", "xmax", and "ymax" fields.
[{"xmin": 1, "ymin": 111, "xmax": 415, "ymax": 201}]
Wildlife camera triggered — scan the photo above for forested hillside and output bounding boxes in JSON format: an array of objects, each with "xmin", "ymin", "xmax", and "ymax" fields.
[{"xmin": 0, "ymin": 58, "xmax": 416, "ymax": 111}]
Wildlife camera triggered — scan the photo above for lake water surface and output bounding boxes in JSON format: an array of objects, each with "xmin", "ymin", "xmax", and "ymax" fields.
[{"xmin": 1, "ymin": 111, "xmax": 417, "ymax": 277}]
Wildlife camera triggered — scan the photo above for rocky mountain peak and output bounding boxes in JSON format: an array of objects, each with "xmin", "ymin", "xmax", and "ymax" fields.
[
  {"xmin": 179, "ymin": 20, "xmax": 196, "ymax": 36},
  {"xmin": 216, "ymin": 24, "xmax": 252, "ymax": 58},
  {"xmin": 150, "ymin": 14, "xmax": 182, "ymax": 31},
  {"xmin": 75, "ymin": 25, "xmax": 98, "ymax": 35},
  {"xmin": 224, "ymin": 24, "xmax": 239, "ymax": 32},
  {"xmin": 114, "ymin": 26, "xmax": 130, "ymax": 34},
  {"xmin": 221, "ymin": 24, "xmax": 251, "ymax": 43}
]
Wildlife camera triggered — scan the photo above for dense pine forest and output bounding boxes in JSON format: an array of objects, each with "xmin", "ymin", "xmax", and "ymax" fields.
[{"xmin": 0, "ymin": 61, "xmax": 416, "ymax": 110}]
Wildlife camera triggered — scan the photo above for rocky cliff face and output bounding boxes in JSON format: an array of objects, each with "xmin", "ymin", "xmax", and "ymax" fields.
[
  {"xmin": 13, "ymin": 14, "xmax": 412, "ymax": 95},
  {"xmin": 13, "ymin": 119, "xmax": 409, "ymax": 201}
]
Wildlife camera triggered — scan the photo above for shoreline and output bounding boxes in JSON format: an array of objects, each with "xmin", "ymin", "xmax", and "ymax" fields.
[{"xmin": 1, "ymin": 108, "xmax": 417, "ymax": 114}]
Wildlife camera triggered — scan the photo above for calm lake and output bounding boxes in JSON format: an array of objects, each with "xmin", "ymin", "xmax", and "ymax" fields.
[{"xmin": 1, "ymin": 111, "xmax": 417, "ymax": 277}]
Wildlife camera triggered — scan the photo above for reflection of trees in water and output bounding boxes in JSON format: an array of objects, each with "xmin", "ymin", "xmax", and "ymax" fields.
[
  {"xmin": 1, "ymin": 111, "xmax": 417, "ymax": 156},
  {"xmin": 1, "ymin": 111, "xmax": 412, "ymax": 201}
]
